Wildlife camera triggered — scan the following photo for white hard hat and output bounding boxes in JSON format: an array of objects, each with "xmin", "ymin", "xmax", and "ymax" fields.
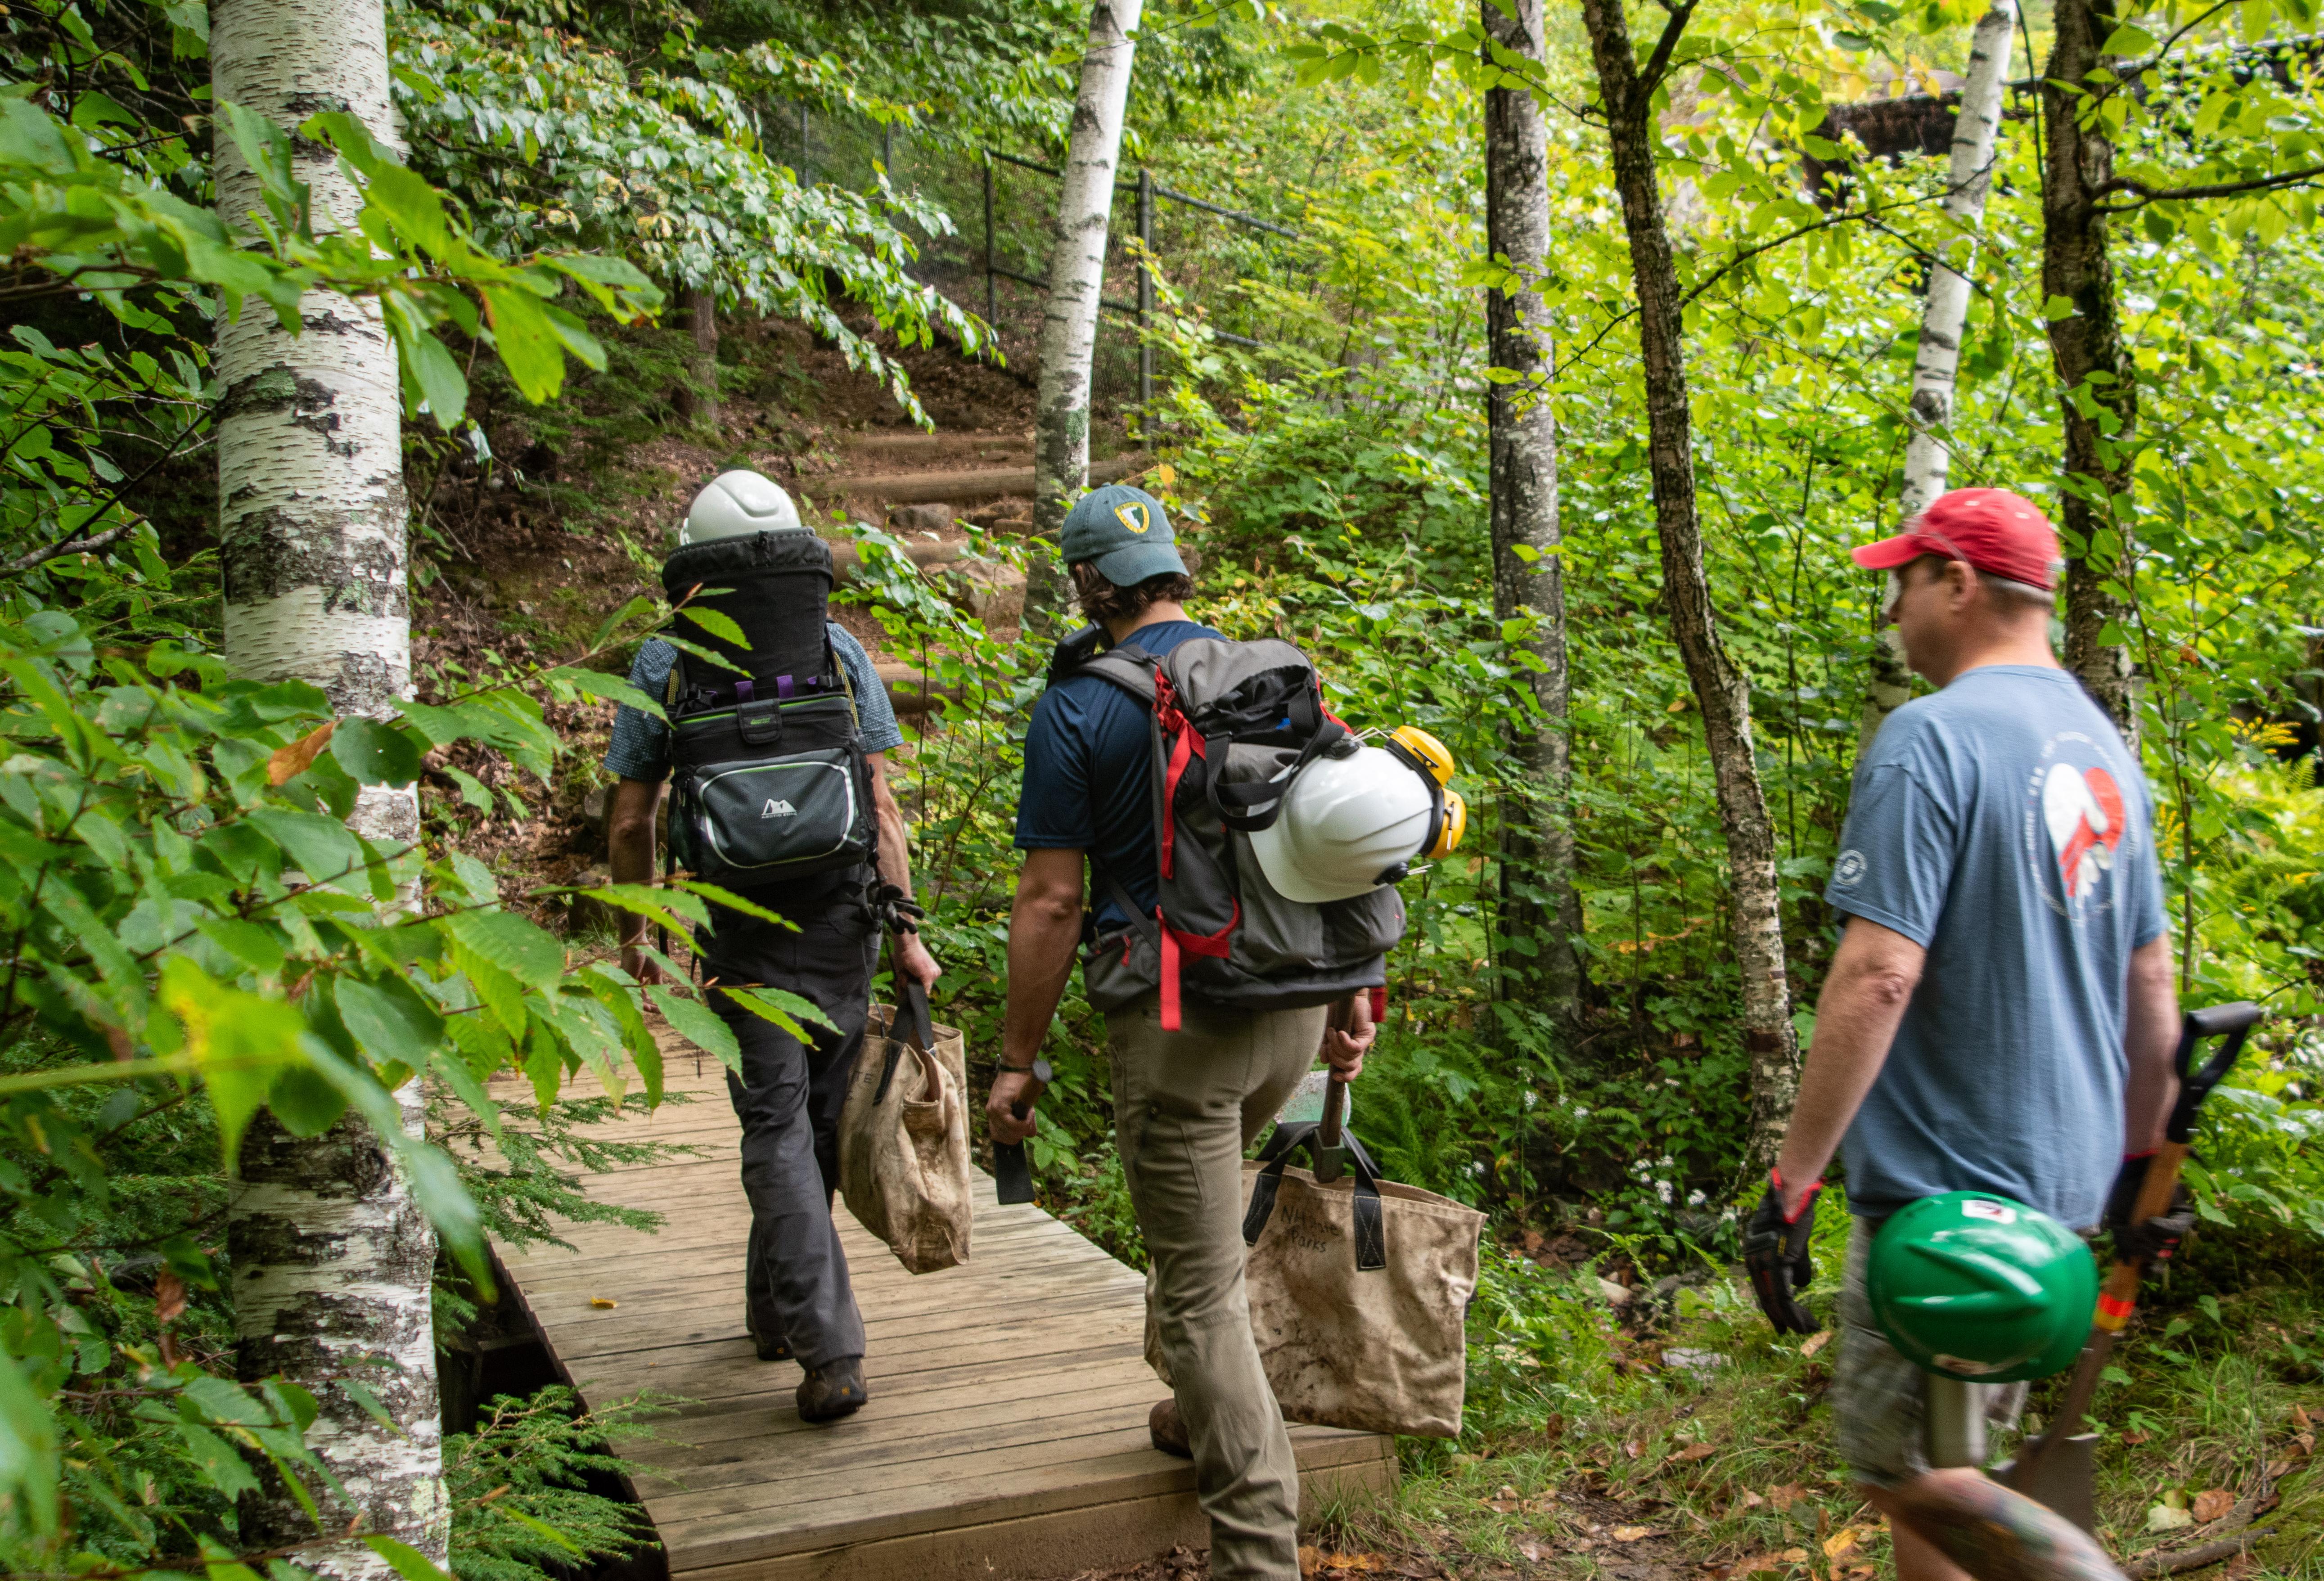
[
  {"xmin": 1251, "ymin": 729, "xmax": 1464, "ymax": 904},
  {"xmin": 679, "ymin": 470, "xmax": 802, "ymax": 545}
]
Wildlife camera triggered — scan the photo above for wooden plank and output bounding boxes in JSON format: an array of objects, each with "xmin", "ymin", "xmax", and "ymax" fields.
[{"xmin": 490, "ymin": 1039, "xmax": 1398, "ymax": 1581}]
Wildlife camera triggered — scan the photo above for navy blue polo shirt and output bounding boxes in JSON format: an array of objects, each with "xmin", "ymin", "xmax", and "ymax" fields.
[{"xmin": 1015, "ymin": 621, "xmax": 1221, "ymax": 930}]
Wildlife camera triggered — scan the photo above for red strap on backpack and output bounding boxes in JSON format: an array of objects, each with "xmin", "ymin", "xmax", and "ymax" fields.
[{"xmin": 1157, "ymin": 900, "xmax": 1239, "ymax": 1032}]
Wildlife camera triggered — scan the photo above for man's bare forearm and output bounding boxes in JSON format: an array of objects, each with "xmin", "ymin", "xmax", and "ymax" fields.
[
  {"xmin": 1003, "ymin": 849, "xmax": 1085, "ymax": 1068},
  {"xmin": 2121, "ymin": 935, "xmax": 2179, "ymax": 1153},
  {"xmin": 866, "ymin": 753, "xmax": 917, "ymax": 900},
  {"xmin": 607, "ymin": 778, "xmax": 664, "ymax": 951},
  {"xmin": 1775, "ymin": 916, "xmax": 1926, "ymax": 1207}
]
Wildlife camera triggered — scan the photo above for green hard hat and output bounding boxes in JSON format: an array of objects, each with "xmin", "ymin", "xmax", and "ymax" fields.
[{"xmin": 1867, "ymin": 1192, "xmax": 2096, "ymax": 1384}]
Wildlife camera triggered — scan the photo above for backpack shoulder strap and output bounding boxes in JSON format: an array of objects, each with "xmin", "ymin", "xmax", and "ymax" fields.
[{"xmin": 1080, "ymin": 647, "xmax": 1158, "ymax": 707}]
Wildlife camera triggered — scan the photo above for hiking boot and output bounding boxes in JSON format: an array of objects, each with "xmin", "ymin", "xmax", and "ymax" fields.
[
  {"xmin": 1148, "ymin": 1397, "xmax": 1192, "ymax": 1459},
  {"xmin": 745, "ymin": 1313, "xmax": 791, "ymax": 1363},
  {"xmin": 797, "ymin": 1356, "xmax": 868, "ymax": 1424}
]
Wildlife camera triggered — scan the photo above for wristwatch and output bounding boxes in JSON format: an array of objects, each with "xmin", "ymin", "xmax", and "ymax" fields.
[{"xmin": 1000, "ymin": 1057, "xmax": 1054, "ymax": 1083}]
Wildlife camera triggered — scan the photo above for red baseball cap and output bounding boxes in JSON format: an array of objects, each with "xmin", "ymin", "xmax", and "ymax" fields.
[{"xmin": 1852, "ymin": 488, "xmax": 2062, "ymax": 592}]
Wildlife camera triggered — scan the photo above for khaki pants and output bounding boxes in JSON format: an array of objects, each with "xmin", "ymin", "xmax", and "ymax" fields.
[{"xmin": 1107, "ymin": 993, "xmax": 1328, "ymax": 1581}]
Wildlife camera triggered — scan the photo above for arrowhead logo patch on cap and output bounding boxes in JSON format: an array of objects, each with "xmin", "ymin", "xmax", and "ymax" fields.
[{"xmin": 1114, "ymin": 500, "xmax": 1153, "ymax": 535}]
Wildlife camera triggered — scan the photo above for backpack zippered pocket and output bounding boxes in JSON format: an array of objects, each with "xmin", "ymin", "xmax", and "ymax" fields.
[{"xmin": 674, "ymin": 747, "xmax": 868, "ymax": 884}]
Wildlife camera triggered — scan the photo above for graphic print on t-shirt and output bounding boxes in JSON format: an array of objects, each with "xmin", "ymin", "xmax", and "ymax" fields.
[{"xmin": 2024, "ymin": 731, "xmax": 2130, "ymax": 922}]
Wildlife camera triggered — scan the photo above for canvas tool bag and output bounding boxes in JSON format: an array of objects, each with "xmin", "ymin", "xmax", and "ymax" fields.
[
  {"xmin": 1144, "ymin": 1122, "xmax": 1484, "ymax": 1438},
  {"xmin": 1046, "ymin": 626, "xmax": 1405, "ymax": 1030},
  {"xmin": 661, "ymin": 529, "xmax": 875, "ymax": 894},
  {"xmin": 838, "ymin": 982, "xmax": 972, "ymax": 1274}
]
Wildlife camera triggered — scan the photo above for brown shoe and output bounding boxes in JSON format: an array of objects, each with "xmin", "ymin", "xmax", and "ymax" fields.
[{"xmin": 1148, "ymin": 1397, "xmax": 1192, "ymax": 1459}]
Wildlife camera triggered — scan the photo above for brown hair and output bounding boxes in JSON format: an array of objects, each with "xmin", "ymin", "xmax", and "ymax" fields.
[{"xmin": 1069, "ymin": 560, "xmax": 1194, "ymax": 628}]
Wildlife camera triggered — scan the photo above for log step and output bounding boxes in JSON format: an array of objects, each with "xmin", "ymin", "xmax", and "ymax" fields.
[{"xmin": 805, "ymin": 455, "xmax": 1146, "ymax": 506}]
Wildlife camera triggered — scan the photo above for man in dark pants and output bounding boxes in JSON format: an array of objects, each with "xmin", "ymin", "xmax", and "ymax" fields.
[{"xmin": 603, "ymin": 472, "xmax": 938, "ymax": 1423}]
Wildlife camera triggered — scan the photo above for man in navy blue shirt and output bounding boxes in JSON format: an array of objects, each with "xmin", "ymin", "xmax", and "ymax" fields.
[
  {"xmin": 990, "ymin": 486, "xmax": 1371, "ymax": 1581},
  {"xmin": 1752, "ymin": 490, "xmax": 2177, "ymax": 1581}
]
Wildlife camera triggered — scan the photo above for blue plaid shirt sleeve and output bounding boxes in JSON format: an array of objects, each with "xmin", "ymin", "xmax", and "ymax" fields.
[
  {"xmin": 599, "ymin": 627, "xmax": 898, "ymax": 782},
  {"xmin": 831, "ymin": 626, "xmax": 903, "ymax": 754},
  {"xmin": 601, "ymin": 640, "xmax": 677, "ymax": 782}
]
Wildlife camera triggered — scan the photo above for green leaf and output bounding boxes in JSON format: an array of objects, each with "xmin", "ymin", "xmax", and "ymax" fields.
[
  {"xmin": 331, "ymin": 717, "xmax": 426, "ymax": 787},
  {"xmin": 334, "ymin": 975, "xmax": 447, "ymax": 1068},
  {"xmin": 443, "ymin": 909, "xmax": 565, "ymax": 991},
  {"xmin": 156, "ymin": 958, "xmax": 310, "ymax": 1167},
  {"xmin": 649, "ymin": 986, "xmax": 740, "ymax": 1070},
  {"xmin": 429, "ymin": 1047, "xmax": 502, "ymax": 1136},
  {"xmin": 247, "ymin": 807, "xmax": 369, "ymax": 888},
  {"xmin": 196, "ymin": 918, "xmax": 288, "ymax": 979},
  {"xmin": 720, "ymin": 984, "xmax": 836, "ymax": 1039},
  {"xmin": 543, "ymin": 665, "xmax": 664, "ymax": 719},
  {"xmin": 366, "ymin": 1533, "xmax": 462, "ymax": 1581},
  {"xmin": 678, "ymin": 605, "xmax": 749, "ymax": 647},
  {"xmin": 265, "ymin": 1063, "xmax": 350, "ymax": 1137},
  {"xmin": 448, "ymin": 934, "xmax": 528, "ymax": 1038},
  {"xmin": 338, "ymin": 1379, "xmax": 400, "ymax": 1432},
  {"xmin": 0, "ymin": 98, "xmax": 79, "ymax": 177},
  {"xmin": 389, "ymin": 297, "xmax": 470, "ymax": 428},
  {"xmin": 481, "ymin": 283, "xmax": 567, "ymax": 403},
  {"xmin": 0, "ymin": 1350, "xmax": 60, "ymax": 1537}
]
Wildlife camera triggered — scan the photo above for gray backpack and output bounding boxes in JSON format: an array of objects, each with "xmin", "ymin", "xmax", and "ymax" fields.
[{"xmin": 1051, "ymin": 627, "xmax": 1405, "ymax": 1029}]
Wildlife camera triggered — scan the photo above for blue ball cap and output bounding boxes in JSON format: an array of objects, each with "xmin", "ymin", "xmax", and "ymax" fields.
[{"xmin": 1060, "ymin": 483, "xmax": 1185, "ymax": 587}]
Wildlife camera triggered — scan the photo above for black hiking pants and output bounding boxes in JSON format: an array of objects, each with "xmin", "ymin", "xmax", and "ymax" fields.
[{"xmin": 698, "ymin": 871, "xmax": 877, "ymax": 1371}]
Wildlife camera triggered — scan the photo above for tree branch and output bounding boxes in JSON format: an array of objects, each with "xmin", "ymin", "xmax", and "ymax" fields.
[
  {"xmin": 1, "ymin": 522, "xmax": 135, "ymax": 575},
  {"xmin": 2094, "ymin": 163, "xmax": 2324, "ymax": 208},
  {"xmin": 1639, "ymin": 0, "xmax": 1700, "ymax": 94}
]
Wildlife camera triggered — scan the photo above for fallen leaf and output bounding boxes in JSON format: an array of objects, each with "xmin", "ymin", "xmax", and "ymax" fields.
[
  {"xmin": 1485, "ymin": 1500, "xmax": 1519, "ymax": 1514},
  {"xmin": 1624, "ymin": 1438, "xmax": 1645, "ymax": 1459},
  {"xmin": 2297, "ymin": 1432, "xmax": 2318, "ymax": 1456},
  {"xmin": 154, "ymin": 1268, "xmax": 188, "ymax": 1326},
  {"xmin": 2267, "ymin": 1458, "xmax": 2293, "ymax": 1478},
  {"xmin": 1769, "ymin": 1483, "xmax": 1810, "ymax": 1512},
  {"xmin": 2192, "ymin": 1488, "xmax": 2234, "ymax": 1523},
  {"xmin": 1780, "ymin": 1548, "xmax": 1810, "ymax": 1563},
  {"xmin": 1568, "ymin": 1537, "xmax": 1595, "ymax": 1552},
  {"xmin": 2122, "ymin": 1429, "xmax": 2152, "ymax": 1445},
  {"xmin": 1728, "ymin": 1556, "xmax": 1780, "ymax": 1576},
  {"xmin": 1612, "ymin": 1526, "xmax": 1652, "ymax": 1542},
  {"xmin": 2145, "ymin": 1504, "xmax": 2195, "ymax": 1534},
  {"xmin": 1300, "ymin": 1547, "xmax": 1323, "ymax": 1579},
  {"xmin": 1319, "ymin": 1556, "xmax": 1383, "ymax": 1574},
  {"xmin": 1823, "ymin": 1527, "xmax": 1861, "ymax": 1561},
  {"xmin": 588, "ymin": 1296, "xmax": 618, "ymax": 1309},
  {"xmin": 1514, "ymin": 1540, "xmax": 1548, "ymax": 1563},
  {"xmin": 1673, "ymin": 1441, "xmax": 1717, "ymax": 1463},
  {"xmin": 2224, "ymin": 1555, "xmax": 2260, "ymax": 1581},
  {"xmin": 1735, "ymin": 1488, "xmax": 1767, "ymax": 1509},
  {"xmin": 268, "ymin": 721, "xmax": 337, "ymax": 785},
  {"xmin": 2294, "ymin": 1403, "xmax": 2313, "ymax": 1432},
  {"xmin": 1848, "ymin": 1568, "xmax": 1877, "ymax": 1580},
  {"xmin": 1799, "ymin": 1329, "xmax": 1833, "ymax": 1358}
]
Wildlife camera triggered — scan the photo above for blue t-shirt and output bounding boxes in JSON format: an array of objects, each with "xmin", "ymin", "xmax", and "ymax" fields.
[
  {"xmin": 1015, "ymin": 620, "xmax": 1222, "ymax": 930},
  {"xmin": 1825, "ymin": 665, "xmax": 2167, "ymax": 1229},
  {"xmin": 600, "ymin": 628, "xmax": 902, "ymax": 782}
]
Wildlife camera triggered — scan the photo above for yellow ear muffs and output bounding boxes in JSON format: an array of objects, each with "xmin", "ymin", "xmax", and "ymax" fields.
[
  {"xmin": 1387, "ymin": 725, "xmax": 1456, "ymax": 785},
  {"xmin": 1429, "ymin": 787, "xmax": 1467, "ymax": 859}
]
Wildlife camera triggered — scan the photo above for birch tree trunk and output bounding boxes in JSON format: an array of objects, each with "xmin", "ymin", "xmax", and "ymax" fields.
[
  {"xmin": 1482, "ymin": 0, "xmax": 1580, "ymax": 1024},
  {"xmin": 2043, "ymin": 0, "xmax": 2141, "ymax": 745},
  {"xmin": 213, "ymin": 0, "xmax": 444, "ymax": 1570},
  {"xmin": 673, "ymin": 285, "xmax": 720, "ymax": 431},
  {"xmin": 1858, "ymin": 0, "xmax": 2018, "ymax": 752},
  {"xmin": 1578, "ymin": 0, "xmax": 1799, "ymax": 1166},
  {"xmin": 1027, "ymin": 0, "xmax": 1143, "ymax": 640}
]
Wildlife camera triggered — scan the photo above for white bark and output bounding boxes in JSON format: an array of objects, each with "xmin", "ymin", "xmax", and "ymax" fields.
[
  {"xmin": 1482, "ymin": 0, "xmax": 1581, "ymax": 1022},
  {"xmin": 1026, "ymin": 0, "xmax": 1144, "ymax": 639},
  {"xmin": 215, "ymin": 0, "xmax": 441, "ymax": 1570},
  {"xmin": 1860, "ymin": 0, "xmax": 2016, "ymax": 751}
]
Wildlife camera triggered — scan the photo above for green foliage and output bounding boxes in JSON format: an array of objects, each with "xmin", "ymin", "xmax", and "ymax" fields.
[
  {"xmin": 393, "ymin": 0, "xmax": 985, "ymax": 423},
  {"xmin": 442, "ymin": 1387, "xmax": 662, "ymax": 1581}
]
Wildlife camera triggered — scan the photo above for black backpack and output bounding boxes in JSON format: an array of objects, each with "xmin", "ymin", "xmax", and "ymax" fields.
[
  {"xmin": 660, "ymin": 530, "xmax": 875, "ymax": 892},
  {"xmin": 1049, "ymin": 626, "xmax": 1405, "ymax": 1030}
]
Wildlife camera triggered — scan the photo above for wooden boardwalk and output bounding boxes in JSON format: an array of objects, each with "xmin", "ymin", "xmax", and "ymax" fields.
[{"xmin": 489, "ymin": 1051, "xmax": 1396, "ymax": 1581}]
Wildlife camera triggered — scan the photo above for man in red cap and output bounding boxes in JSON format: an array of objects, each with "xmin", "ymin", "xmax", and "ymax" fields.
[{"xmin": 1741, "ymin": 488, "xmax": 2186, "ymax": 1581}]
